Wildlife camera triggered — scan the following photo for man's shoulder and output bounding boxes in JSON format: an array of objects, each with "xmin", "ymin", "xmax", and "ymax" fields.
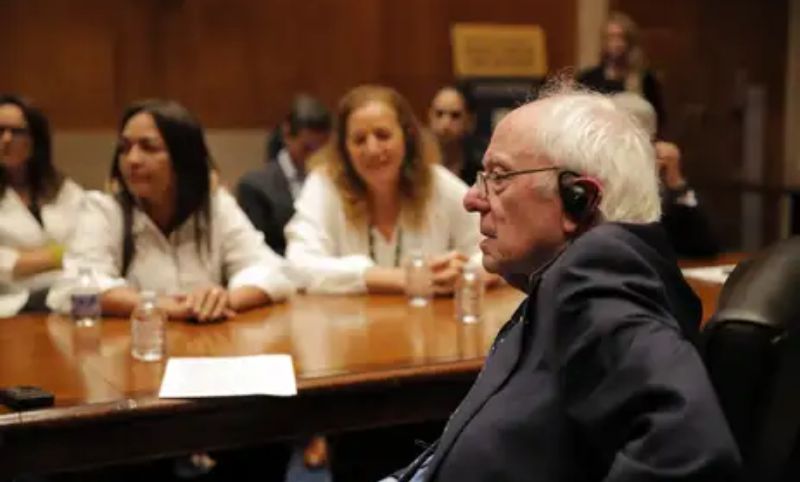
[
  {"xmin": 567, "ymin": 222, "xmax": 665, "ymax": 261},
  {"xmin": 544, "ymin": 222, "xmax": 676, "ymax": 291},
  {"xmin": 538, "ymin": 222, "xmax": 696, "ymax": 336},
  {"xmin": 240, "ymin": 163, "xmax": 283, "ymax": 185}
]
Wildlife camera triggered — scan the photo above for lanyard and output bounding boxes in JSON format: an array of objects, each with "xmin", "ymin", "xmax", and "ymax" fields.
[{"xmin": 368, "ymin": 225, "xmax": 403, "ymax": 268}]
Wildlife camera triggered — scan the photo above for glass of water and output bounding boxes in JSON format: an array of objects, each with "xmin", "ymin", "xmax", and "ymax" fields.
[
  {"xmin": 405, "ymin": 251, "xmax": 432, "ymax": 307},
  {"xmin": 131, "ymin": 291, "xmax": 166, "ymax": 362}
]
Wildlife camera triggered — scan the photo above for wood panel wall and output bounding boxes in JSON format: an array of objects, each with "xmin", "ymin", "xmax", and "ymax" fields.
[{"xmin": 0, "ymin": 0, "xmax": 577, "ymax": 129}]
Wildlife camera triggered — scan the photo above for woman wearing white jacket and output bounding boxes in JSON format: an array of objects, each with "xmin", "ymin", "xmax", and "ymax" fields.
[
  {"xmin": 47, "ymin": 99, "xmax": 294, "ymax": 322},
  {"xmin": 0, "ymin": 95, "xmax": 84, "ymax": 316}
]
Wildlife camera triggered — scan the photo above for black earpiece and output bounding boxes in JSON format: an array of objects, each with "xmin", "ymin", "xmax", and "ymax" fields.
[{"xmin": 558, "ymin": 171, "xmax": 601, "ymax": 222}]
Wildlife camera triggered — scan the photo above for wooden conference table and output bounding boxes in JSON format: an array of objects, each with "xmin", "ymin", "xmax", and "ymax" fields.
[{"xmin": 0, "ymin": 253, "xmax": 744, "ymax": 477}]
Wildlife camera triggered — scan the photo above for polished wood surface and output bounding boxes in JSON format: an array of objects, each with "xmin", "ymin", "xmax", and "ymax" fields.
[{"xmin": 0, "ymin": 254, "xmax": 746, "ymax": 476}]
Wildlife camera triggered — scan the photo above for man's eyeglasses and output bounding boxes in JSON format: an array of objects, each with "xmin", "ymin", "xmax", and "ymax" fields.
[
  {"xmin": 474, "ymin": 166, "xmax": 559, "ymax": 197},
  {"xmin": 0, "ymin": 125, "xmax": 30, "ymax": 139}
]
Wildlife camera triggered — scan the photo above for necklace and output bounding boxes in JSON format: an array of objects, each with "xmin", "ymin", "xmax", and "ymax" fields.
[{"xmin": 368, "ymin": 225, "xmax": 403, "ymax": 267}]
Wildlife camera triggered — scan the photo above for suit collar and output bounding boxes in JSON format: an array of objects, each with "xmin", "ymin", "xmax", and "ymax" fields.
[{"xmin": 424, "ymin": 299, "xmax": 531, "ymax": 480}]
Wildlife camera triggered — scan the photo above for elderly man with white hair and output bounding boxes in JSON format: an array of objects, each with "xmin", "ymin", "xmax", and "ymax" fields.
[
  {"xmin": 388, "ymin": 86, "xmax": 740, "ymax": 482},
  {"xmin": 610, "ymin": 92, "xmax": 719, "ymax": 257}
]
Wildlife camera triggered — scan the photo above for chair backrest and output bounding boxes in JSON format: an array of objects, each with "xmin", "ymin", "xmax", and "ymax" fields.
[{"xmin": 701, "ymin": 238, "xmax": 800, "ymax": 482}]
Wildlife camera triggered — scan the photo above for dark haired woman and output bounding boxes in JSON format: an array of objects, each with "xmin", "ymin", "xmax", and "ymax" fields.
[
  {"xmin": 0, "ymin": 95, "xmax": 84, "ymax": 316},
  {"xmin": 47, "ymin": 99, "xmax": 294, "ymax": 321}
]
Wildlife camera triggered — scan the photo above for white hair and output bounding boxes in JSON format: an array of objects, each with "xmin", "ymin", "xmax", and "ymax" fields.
[
  {"xmin": 609, "ymin": 92, "xmax": 658, "ymax": 138},
  {"xmin": 530, "ymin": 87, "xmax": 661, "ymax": 223}
]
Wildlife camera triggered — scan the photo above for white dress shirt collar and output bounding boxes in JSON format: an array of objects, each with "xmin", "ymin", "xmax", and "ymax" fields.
[{"xmin": 277, "ymin": 148, "xmax": 304, "ymax": 200}]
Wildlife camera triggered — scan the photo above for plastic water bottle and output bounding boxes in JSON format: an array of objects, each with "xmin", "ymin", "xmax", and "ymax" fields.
[
  {"xmin": 455, "ymin": 262, "xmax": 484, "ymax": 324},
  {"xmin": 71, "ymin": 266, "xmax": 101, "ymax": 327},
  {"xmin": 405, "ymin": 251, "xmax": 433, "ymax": 307},
  {"xmin": 131, "ymin": 291, "xmax": 166, "ymax": 362}
]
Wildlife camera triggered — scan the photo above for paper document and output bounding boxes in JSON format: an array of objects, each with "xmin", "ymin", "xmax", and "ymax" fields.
[
  {"xmin": 159, "ymin": 354, "xmax": 297, "ymax": 398},
  {"xmin": 681, "ymin": 264, "xmax": 737, "ymax": 285}
]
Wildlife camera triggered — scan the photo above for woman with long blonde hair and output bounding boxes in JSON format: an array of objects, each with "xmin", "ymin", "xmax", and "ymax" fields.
[
  {"xmin": 578, "ymin": 12, "xmax": 666, "ymax": 133},
  {"xmin": 286, "ymin": 85, "xmax": 484, "ymax": 295}
]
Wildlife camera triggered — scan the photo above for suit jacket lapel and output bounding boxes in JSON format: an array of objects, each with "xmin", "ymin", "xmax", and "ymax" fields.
[
  {"xmin": 424, "ymin": 298, "xmax": 533, "ymax": 480},
  {"xmin": 268, "ymin": 162, "xmax": 295, "ymax": 207},
  {"xmin": 395, "ymin": 440, "xmax": 440, "ymax": 482}
]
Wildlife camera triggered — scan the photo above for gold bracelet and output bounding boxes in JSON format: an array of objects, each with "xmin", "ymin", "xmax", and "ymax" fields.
[{"xmin": 49, "ymin": 243, "xmax": 65, "ymax": 267}]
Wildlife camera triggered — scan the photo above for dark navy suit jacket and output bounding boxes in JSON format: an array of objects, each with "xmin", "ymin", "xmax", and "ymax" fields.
[
  {"xmin": 237, "ymin": 161, "xmax": 295, "ymax": 256},
  {"xmin": 397, "ymin": 222, "xmax": 741, "ymax": 482}
]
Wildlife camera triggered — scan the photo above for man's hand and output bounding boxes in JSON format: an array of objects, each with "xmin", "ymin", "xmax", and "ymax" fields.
[{"xmin": 654, "ymin": 141, "xmax": 687, "ymax": 190}]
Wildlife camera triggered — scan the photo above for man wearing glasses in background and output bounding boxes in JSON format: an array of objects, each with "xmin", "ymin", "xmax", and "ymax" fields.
[{"xmin": 388, "ymin": 84, "xmax": 740, "ymax": 482}]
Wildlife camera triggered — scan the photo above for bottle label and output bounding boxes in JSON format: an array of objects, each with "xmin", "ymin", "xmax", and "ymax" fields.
[{"xmin": 71, "ymin": 293, "xmax": 100, "ymax": 319}]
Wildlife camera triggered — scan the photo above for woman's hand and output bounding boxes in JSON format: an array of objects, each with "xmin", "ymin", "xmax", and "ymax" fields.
[
  {"xmin": 429, "ymin": 251, "xmax": 468, "ymax": 296},
  {"xmin": 163, "ymin": 285, "xmax": 236, "ymax": 323}
]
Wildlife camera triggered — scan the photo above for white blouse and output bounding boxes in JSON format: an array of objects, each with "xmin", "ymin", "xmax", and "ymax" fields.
[
  {"xmin": 0, "ymin": 179, "xmax": 85, "ymax": 316},
  {"xmin": 47, "ymin": 188, "xmax": 295, "ymax": 312},
  {"xmin": 285, "ymin": 164, "xmax": 481, "ymax": 294}
]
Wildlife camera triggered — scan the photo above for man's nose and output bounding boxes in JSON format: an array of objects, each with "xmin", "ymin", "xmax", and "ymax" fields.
[{"xmin": 464, "ymin": 183, "xmax": 489, "ymax": 213}]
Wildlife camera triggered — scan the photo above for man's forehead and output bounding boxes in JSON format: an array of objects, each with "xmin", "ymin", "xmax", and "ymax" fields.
[{"xmin": 485, "ymin": 105, "xmax": 541, "ymax": 166}]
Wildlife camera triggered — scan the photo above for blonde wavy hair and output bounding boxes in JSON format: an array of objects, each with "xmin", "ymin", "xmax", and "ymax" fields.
[
  {"xmin": 311, "ymin": 85, "xmax": 439, "ymax": 228},
  {"xmin": 603, "ymin": 11, "xmax": 647, "ymax": 94}
]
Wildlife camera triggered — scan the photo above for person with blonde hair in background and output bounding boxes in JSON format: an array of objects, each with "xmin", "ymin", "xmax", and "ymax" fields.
[
  {"xmin": 286, "ymin": 84, "xmax": 491, "ymax": 296},
  {"xmin": 0, "ymin": 94, "xmax": 84, "ymax": 316},
  {"xmin": 285, "ymin": 84, "xmax": 494, "ymax": 481},
  {"xmin": 578, "ymin": 11, "xmax": 666, "ymax": 135}
]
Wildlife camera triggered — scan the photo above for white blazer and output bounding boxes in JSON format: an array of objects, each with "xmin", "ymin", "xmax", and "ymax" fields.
[
  {"xmin": 285, "ymin": 164, "xmax": 481, "ymax": 294},
  {"xmin": 0, "ymin": 179, "xmax": 84, "ymax": 316},
  {"xmin": 47, "ymin": 188, "xmax": 296, "ymax": 313}
]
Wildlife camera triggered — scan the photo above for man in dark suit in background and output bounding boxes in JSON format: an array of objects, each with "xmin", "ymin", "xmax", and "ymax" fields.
[
  {"xmin": 610, "ymin": 92, "xmax": 719, "ymax": 257},
  {"xmin": 237, "ymin": 95, "xmax": 331, "ymax": 255},
  {"xmin": 390, "ymin": 85, "xmax": 740, "ymax": 481}
]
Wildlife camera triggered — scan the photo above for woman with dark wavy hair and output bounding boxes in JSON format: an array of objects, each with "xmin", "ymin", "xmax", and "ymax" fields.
[
  {"xmin": 286, "ymin": 84, "xmax": 486, "ymax": 295},
  {"xmin": 47, "ymin": 99, "xmax": 294, "ymax": 322},
  {"xmin": 0, "ymin": 94, "xmax": 84, "ymax": 316}
]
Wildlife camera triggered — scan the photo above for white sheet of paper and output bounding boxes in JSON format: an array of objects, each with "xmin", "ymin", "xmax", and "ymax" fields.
[
  {"xmin": 681, "ymin": 264, "xmax": 737, "ymax": 285},
  {"xmin": 159, "ymin": 354, "xmax": 297, "ymax": 398}
]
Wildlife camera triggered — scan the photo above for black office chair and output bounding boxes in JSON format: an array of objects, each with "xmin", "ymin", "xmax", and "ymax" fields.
[{"xmin": 701, "ymin": 238, "xmax": 800, "ymax": 482}]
